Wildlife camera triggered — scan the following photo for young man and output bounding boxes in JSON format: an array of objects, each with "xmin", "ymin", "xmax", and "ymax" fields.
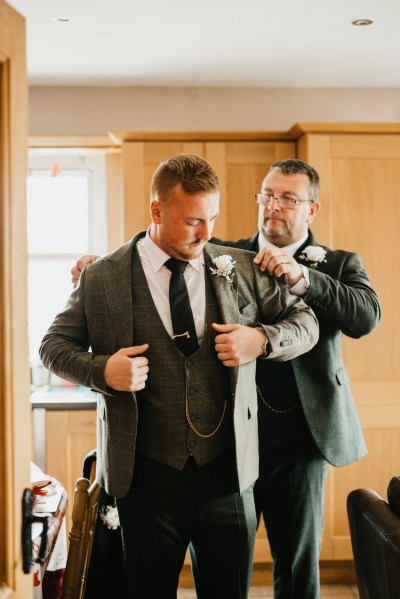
[{"xmin": 41, "ymin": 154, "xmax": 318, "ymax": 599}]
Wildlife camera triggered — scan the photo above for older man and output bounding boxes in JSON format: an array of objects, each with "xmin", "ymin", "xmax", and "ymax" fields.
[{"xmin": 218, "ymin": 158, "xmax": 381, "ymax": 598}]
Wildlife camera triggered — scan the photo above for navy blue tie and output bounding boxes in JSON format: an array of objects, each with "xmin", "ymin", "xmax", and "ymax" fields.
[{"xmin": 165, "ymin": 258, "xmax": 199, "ymax": 356}]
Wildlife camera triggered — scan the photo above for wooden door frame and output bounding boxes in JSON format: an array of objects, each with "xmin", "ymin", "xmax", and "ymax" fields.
[{"xmin": 0, "ymin": 2, "xmax": 31, "ymax": 597}]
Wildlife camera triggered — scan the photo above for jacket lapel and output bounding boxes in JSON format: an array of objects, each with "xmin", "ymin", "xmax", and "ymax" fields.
[
  {"xmin": 203, "ymin": 244, "xmax": 240, "ymax": 325},
  {"xmin": 245, "ymin": 232, "xmax": 260, "ymax": 252},
  {"xmin": 101, "ymin": 233, "xmax": 144, "ymax": 349},
  {"xmin": 294, "ymin": 231, "xmax": 316, "ymax": 262},
  {"xmin": 203, "ymin": 243, "xmax": 240, "ymax": 394},
  {"xmin": 295, "ymin": 231, "xmax": 331, "ymax": 274}
]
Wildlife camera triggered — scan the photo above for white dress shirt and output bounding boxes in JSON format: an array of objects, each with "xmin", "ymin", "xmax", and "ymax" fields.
[
  {"xmin": 258, "ymin": 232, "xmax": 310, "ymax": 296},
  {"xmin": 137, "ymin": 232, "xmax": 206, "ymax": 343}
]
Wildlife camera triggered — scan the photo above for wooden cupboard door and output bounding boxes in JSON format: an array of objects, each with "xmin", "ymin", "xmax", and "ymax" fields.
[
  {"xmin": 122, "ymin": 141, "xmax": 205, "ymax": 240},
  {"xmin": 121, "ymin": 139, "xmax": 296, "ymax": 565},
  {"xmin": 204, "ymin": 142, "xmax": 296, "ymax": 241},
  {"xmin": 121, "ymin": 140, "xmax": 296, "ymax": 243},
  {"xmin": 0, "ymin": 2, "xmax": 31, "ymax": 596},
  {"xmin": 299, "ymin": 132, "xmax": 400, "ymax": 560},
  {"xmin": 46, "ymin": 410, "xmax": 97, "ymax": 540}
]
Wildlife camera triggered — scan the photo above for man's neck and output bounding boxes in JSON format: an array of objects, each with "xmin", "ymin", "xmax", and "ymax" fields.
[{"xmin": 258, "ymin": 231, "xmax": 309, "ymax": 256}]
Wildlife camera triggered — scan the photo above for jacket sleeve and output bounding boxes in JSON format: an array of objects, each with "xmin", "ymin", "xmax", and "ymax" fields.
[
  {"xmin": 303, "ymin": 251, "xmax": 381, "ymax": 338},
  {"xmin": 251, "ymin": 263, "xmax": 320, "ymax": 362},
  {"xmin": 39, "ymin": 266, "xmax": 110, "ymax": 393}
]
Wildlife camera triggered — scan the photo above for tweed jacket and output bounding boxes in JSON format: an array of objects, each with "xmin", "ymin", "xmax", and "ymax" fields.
[
  {"xmin": 214, "ymin": 230, "xmax": 381, "ymax": 467},
  {"xmin": 40, "ymin": 232, "xmax": 319, "ymax": 496}
]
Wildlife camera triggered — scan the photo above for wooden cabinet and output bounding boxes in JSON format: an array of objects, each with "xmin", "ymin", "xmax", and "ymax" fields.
[
  {"xmin": 42, "ymin": 125, "xmax": 400, "ymax": 578},
  {"xmin": 112, "ymin": 126, "xmax": 400, "ymax": 571},
  {"xmin": 296, "ymin": 124, "xmax": 400, "ymax": 561},
  {"xmin": 116, "ymin": 134, "xmax": 296, "ymax": 566},
  {"xmin": 114, "ymin": 133, "xmax": 296, "ymax": 242},
  {"xmin": 46, "ymin": 409, "xmax": 97, "ymax": 538}
]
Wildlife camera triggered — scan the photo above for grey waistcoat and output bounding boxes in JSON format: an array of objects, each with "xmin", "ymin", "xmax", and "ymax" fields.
[{"xmin": 131, "ymin": 249, "xmax": 234, "ymax": 469}]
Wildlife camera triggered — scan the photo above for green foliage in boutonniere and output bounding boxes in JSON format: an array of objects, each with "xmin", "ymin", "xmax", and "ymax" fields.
[
  {"xmin": 299, "ymin": 245, "xmax": 327, "ymax": 270},
  {"xmin": 210, "ymin": 255, "xmax": 236, "ymax": 283}
]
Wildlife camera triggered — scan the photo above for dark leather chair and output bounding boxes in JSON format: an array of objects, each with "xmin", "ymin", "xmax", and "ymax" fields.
[{"xmin": 347, "ymin": 476, "xmax": 400, "ymax": 599}]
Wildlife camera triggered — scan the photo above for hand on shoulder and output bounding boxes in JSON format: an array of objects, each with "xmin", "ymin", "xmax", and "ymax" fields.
[
  {"xmin": 71, "ymin": 254, "xmax": 101, "ymax": 288},
  {"xmin": 253, "ymin": 248, "xmax": 303, "ymax": 286}
]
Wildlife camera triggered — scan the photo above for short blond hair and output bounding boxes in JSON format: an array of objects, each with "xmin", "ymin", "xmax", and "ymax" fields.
[{"xmin": 150, "ymin": 153, "xmax": 220, "ymax": 201}]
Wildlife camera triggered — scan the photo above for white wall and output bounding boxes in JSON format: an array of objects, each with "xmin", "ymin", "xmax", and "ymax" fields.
[{"xmin": 29, "ymin": 86, "xmax": 400, "ymax": 136}]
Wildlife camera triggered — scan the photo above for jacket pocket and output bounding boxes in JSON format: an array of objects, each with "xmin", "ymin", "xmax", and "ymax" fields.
[
  {"xmin": 335, "ymin": 367, "xmax": 350, "ymax": 385},
  {"xmin": 239, "ymin": 302, "xmax": 256, "ymax": 325},
  {"xmin": 238, "ymin": 294, "xmax": 248, "ymax": 311}
]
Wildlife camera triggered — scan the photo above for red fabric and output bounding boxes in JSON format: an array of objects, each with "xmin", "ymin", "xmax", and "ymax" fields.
[
  {"xmin": 33, "ymin": 569, "xmax": 41, "ymax": 587},
  {"xmin": 42, "ymin": 568, "xmax": 65, "ymax": 599}
]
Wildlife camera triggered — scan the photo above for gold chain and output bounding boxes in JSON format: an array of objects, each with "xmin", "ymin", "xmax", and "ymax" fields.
[
  {"xmin": 185, "ymin": 384, "xmax": 227, "ymax": 439},
  {"xmin": 256, "ymin": 385, "xmax": 297, "ymax": 415}
]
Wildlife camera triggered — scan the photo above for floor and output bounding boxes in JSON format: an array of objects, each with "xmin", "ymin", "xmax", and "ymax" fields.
[{"xmin": 177, "ymin": 585, "xmax": 360, "ymax": 598}]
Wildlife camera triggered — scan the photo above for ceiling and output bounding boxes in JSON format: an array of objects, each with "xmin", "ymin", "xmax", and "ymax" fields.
[{"xmin": 6, "ymin": 0, "xmax": 400, "ymax": 87}]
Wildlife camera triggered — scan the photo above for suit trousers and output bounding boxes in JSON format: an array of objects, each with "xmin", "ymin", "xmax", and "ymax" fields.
[
  {"xmin": 254, "ymin": 438, "xmax": 328, "ymax": 599},
  {"xmin": 116, "ymin": 450, "xmax": 257, "ymax": 599}
]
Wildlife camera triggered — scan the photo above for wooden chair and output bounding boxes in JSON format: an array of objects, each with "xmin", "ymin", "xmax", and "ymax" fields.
[{"xmin": 61, "ymin": 476, "xmax": 102, "ymax": 599}]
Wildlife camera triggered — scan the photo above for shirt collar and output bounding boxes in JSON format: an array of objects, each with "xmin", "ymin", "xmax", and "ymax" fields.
[
  {"xmin": 258, "ymin": 231, "xmax": 308, "ymax": 257},
  {"xmin": 141, "ymin": 229, "xmax": 204, "ymax": 272}
]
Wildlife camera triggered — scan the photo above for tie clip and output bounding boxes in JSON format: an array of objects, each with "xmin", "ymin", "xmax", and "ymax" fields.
[{"xmin": 172, "ymin": 331, "xmax": 190, "ymax": 340}]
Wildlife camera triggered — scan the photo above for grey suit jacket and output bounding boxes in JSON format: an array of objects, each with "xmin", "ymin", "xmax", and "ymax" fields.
[
  {"xmin": 214, "ymin": 230, "xmax": 381, "ymax": 467},
  {"xmin": 40, "ymin": 232, "xmax": 319, "ymax": 496}
]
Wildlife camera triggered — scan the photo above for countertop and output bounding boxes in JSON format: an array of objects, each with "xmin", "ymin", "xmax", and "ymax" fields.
[{"xmin": 30, "ymin": 385, "xmax": 97, "ymax": 410}]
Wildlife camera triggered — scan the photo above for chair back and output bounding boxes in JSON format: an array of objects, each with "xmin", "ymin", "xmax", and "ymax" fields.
[
  {"xmin": 347, "ymin": 480, "xmax": 400, "ymax": 599},
  {"xmin": 61, "ymin": 478, "xmax": 101, "ymax": 599}
]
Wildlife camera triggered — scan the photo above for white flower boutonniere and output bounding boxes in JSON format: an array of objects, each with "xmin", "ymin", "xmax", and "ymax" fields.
[
  {"xmin": 299, "ymin": 245, "xmax": 327, "ymax": 270},
  {"xmin": 99, "ymin": 503, "xmax": 120, "ymax": 530},
  {"xmin": 210, "ymin": 254, "xmax": 236, "ymax": 283}
]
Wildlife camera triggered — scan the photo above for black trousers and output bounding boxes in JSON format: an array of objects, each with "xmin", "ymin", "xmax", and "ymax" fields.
[
  {"xmin": 254, "ymin": 438, "xmax": 328, "ymax": 599},
  {"xmin": 116, "ymin": 451, "xmax": 257, "ymax": 599}
]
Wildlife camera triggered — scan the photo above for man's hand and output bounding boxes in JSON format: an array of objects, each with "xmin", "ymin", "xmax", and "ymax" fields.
[
  {"xmin": 253, "ymin": 248, "xmax": 303, "ymax": 286},
  {"xmin": 104, "ymin": 345, "xmax": 149, "ymax": 392},
  {"xmin": 212, "ymin": 323, "xmax": 267, "ymax": 367},
  {"xmin": 71, "ymin": 254, "xmax": 100, "ymax": 288}
]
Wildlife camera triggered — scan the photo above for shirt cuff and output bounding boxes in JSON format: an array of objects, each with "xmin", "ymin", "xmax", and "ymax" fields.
[{"xmin": 288, "ymin": 264, "xmax": 310, "ymax": 296}]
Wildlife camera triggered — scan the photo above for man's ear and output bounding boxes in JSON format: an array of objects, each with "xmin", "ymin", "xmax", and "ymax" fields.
[
  {"xmin": 150, "ymin": 199, "xmax": 161, "ymax": 224},
  {"xmin": 308, "ymin": 201, "xmax": 320, "ymax": 224}
]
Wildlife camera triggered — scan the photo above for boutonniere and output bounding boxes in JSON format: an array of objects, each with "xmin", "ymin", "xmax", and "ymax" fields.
[
  {"xmin": 210, "ymin": 254, "xmax": 236, "ymax": 283},
  {"xmin": 99, "ymin": 502, "xmax": 120, "ymax": 530},
  {"xmin": 299, "ymin": 245, "xmax": 327, "ymax": 269}
]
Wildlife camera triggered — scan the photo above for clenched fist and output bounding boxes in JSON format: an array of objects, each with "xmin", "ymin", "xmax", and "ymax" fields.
[{"xmin": 104, "ymin": 345, "xmax": 149, "ymax": 392}]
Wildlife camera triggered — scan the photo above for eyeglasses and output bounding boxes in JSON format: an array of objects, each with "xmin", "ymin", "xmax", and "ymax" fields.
[{"xmin": 255, "ymin": 193, "xmax": 314, "ymax": 210}]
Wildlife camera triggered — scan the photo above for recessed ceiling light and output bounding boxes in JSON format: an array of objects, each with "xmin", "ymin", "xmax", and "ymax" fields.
[
  {"xmin": 352, "ymin": 19, "xmax": 373, "ymax": 26},
  {"xmin": 52, "ymin": 16, "xmax": 74, "ymax": 23}
]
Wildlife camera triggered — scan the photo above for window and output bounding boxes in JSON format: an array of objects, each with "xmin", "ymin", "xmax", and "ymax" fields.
[{"xmin": 27, "ymin": 151, "xmax": 107, "ymax": 367}]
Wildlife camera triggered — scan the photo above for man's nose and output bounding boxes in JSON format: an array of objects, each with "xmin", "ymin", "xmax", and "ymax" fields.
[
  {"xmin": 267, "ymin": 197, "xmax": 281, "ymax": 211},
  {"xmin": 197, "ymin": 221, "xmax": 213, "ymax": 240}
]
